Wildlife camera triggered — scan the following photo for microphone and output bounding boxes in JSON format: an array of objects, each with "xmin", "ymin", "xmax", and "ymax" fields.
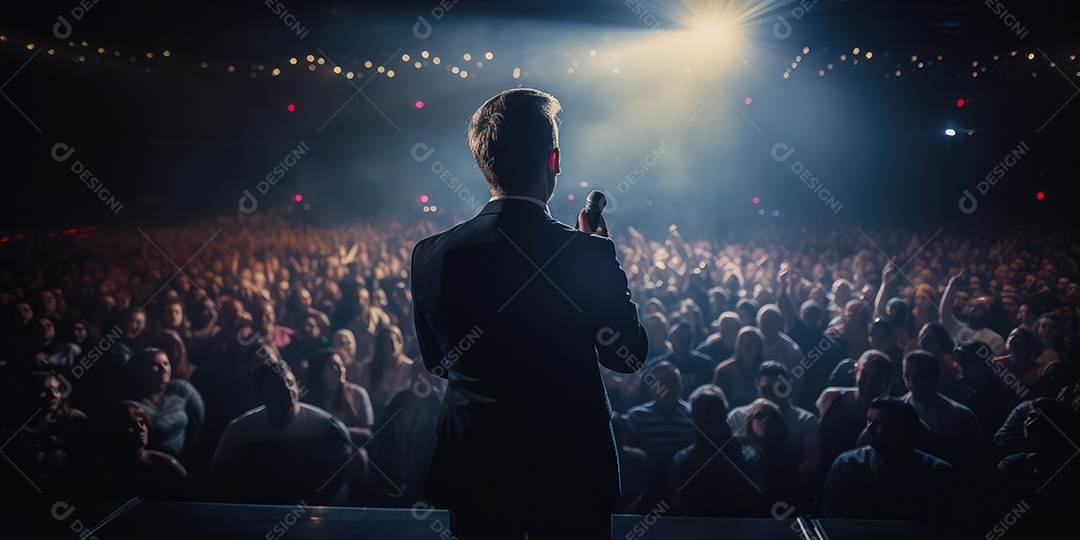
[{"xmin": 585, "ymin": 190, "xmax": 607, "ymax": 231}]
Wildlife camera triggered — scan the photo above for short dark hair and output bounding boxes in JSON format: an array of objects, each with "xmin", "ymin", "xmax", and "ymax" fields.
[
  {"xmin": 867, "ymin": 397, "xmax": 922, "ymax": 437},
  {"xmin": 252, "ymin": 360, "xmax": 292, "ymax": 394},
  {"xmin": 689, "ymin": 384, "xmax": 729, "ymax": 414},
  {"xmin": 670, "ymin": 321, "xmax": 692, "ymax": 334},
  {"xmin": 758, "ymin": 360, "xmax": 791, "ymax": 380},
  {"xmin": 467, "ymin": 88, "xmax": 561, "ymax": 195},
  {"xmin": 647, "ymin": 360, "xmax": 680, "ymax": 378},
  {"xmin": 919, "ymin": 322, "xmax": 954, "ymax": 352},
  {"xmin": 870, "ymin": 317, "xmax": 894, "ymax": 334},
  {"xmin": 903, "ymin": 349, "xmax": 939, "ymax": 378}
]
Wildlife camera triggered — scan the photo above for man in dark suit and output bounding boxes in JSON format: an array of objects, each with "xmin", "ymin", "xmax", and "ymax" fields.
[{"xmin": 411, "ymin": 88, "xmax": 649, "ymax": 539}]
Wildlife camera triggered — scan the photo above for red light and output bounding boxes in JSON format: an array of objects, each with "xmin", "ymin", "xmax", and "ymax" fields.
[
  {"xmin": 420, "ymin": 194, "xmax": 429, "ymax": 203},
  {"xmin": 568, "ymin": 194, "xmax": 575, "ymax": 201},
  {"xmin": 956, "ymin": 98, "xmax": 965, "ymax": 108},
  {"xmin": 294, "ymin": 194, "xmax": 303, "ymax": 202},
  {"xmin": 752, "ymin": 196, "xmax": 760, "ymax": 204},
  {"xmin": 745, "ymin": 97, "xmax": 752, "ymax": 105},
  {"xmin": 287, "ymin": 103, "xmax": 296, "ymax": 112},
  {"xmin": 415, "ymin": 100, "xmax": 425, "ymax": 109},
  {"xmin": 1037, "ymin": 191, "xmax": 1045, "ymax": 200}
]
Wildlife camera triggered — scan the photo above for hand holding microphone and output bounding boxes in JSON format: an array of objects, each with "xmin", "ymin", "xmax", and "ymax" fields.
[{"xmin": 577, "ymin": 189, "xmax": 608, "ymax": 237}]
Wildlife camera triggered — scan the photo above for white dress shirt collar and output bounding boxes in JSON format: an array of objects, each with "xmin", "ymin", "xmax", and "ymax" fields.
[{"xmin": 489, "ymin": 195, "xmax": 551, "ymax": 216}]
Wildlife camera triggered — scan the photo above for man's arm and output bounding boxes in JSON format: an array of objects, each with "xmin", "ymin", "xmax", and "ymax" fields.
[
  {"xmin": 939, "ymin": 274, "xmax": 962, "ymax": 335},
  {"xmin": 777, "ymin": 267, "xmax": 797, "ymax": 333},
  {"xmin": 874, "ymin": 261, "xmax": 897, "ymax": 319},
  {"xmin": 410, "ymin": 240, "xmax": 447, "ymax": 378},
  {"xmin": 799, "ymin": 417, "xmax": 822, "ymax": 480},
  {"xmin": 591, "ymin": 237, "xmax": 649, "ymax": 373}
]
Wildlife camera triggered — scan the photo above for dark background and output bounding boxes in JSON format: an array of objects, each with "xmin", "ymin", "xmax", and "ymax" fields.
[{"xmin": 1, "ymin": 0, "xmax": 1077, "ymax": 237}]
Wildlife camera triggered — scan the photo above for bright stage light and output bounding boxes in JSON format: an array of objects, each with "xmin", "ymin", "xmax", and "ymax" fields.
[{"xmin": 944, "ymin": 128, "xmax": 956, "ymax": 137}]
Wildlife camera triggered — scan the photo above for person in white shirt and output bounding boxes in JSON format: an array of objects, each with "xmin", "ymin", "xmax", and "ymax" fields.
[
  {"xmin": 211, "ymin": 360, "xmax": 353, "ymax": 504},
  {"xmin": 757, "ymin": 304, "xmax": 803, "ymax": 371},
  {"xmin": 727, "ymin": 361, "xmax": 821, "ymax": 480},
  {"xmin": 941, "ymin": 275, "xmax": 1006, "ymax": 355},
  {"xmin": 901, "ymin": 349, "xmax": 983, "ymax": 467}
]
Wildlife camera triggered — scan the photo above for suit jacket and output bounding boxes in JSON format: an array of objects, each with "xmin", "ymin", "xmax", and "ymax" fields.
[{"xmin": 411, "ymin": 198, "xmax": 648, "ymax": 506}]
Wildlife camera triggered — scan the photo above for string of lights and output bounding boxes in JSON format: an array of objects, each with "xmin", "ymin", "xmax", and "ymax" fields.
[
  {"xmin": 782, "ymin": 45, "xmax": 1080, "ymax": 80},
  {"xmin": 2, "ymin": 32, "xmax": 1078, "ymax": 83},
  {"xmin": 0, "ymin": 33, "xmax": 518, "ymax": 81}
]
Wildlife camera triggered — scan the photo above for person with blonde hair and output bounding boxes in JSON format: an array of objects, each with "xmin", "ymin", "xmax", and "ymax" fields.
[{"xmin": 332, "ymin": 328, "xmax": 361, "ymax": 382}]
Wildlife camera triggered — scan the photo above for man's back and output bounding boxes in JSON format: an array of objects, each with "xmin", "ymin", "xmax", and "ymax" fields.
[
  {"xmin": 411, "ymin": 198, "xmax": 648, "ymax": 506},
  {"xmin": 211, "ymin": 403, "xmax": 352, "ymax": 504},
  {"xmin": 823, "ymin": 444, "xmax": 954, "ymax": 519}
]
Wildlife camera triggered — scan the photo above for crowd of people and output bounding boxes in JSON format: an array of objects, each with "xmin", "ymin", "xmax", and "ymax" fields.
[{"xmin": 2, "ymin": 210, "xmax": 1079, "ymax": 535}]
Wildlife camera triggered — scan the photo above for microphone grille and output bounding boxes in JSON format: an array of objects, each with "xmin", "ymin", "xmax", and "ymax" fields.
[{"xmin": 585, "ymin": 190, "xmax": 606, "ymax": 212}]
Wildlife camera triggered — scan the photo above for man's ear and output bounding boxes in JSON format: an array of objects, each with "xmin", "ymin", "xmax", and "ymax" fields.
[{"xmin": 548, "ymin": 148, "xmax": 560, "ymax": 175}]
